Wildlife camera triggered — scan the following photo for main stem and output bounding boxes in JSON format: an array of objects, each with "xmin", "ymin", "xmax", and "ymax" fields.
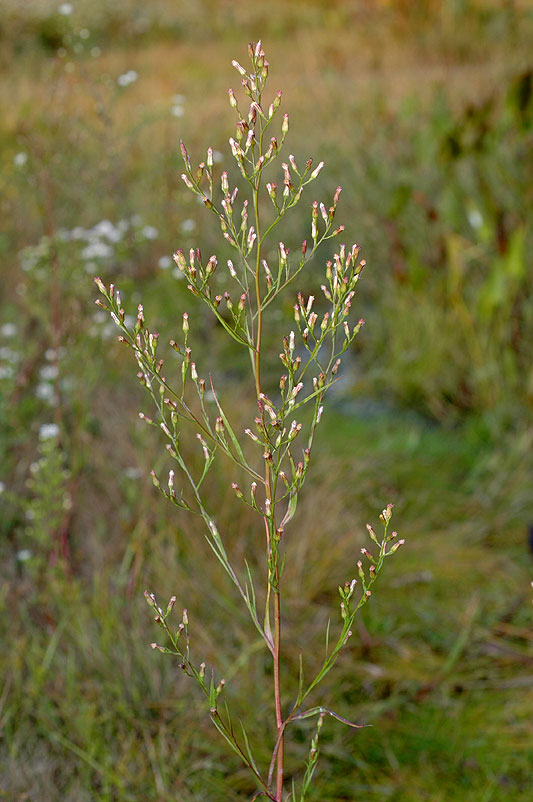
[{"xmin": 253, "ymin": 167, "xmax": 284, "ymax": 801}]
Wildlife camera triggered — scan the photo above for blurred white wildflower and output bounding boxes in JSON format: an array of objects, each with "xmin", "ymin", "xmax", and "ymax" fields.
[
  {"xmin": 57, "ymin": 47, "xmax": 67, "ymax": 58},
  {"xmin": 36, "ymin": 383, "xmax": 57, "ymax": 403},
  {"xmin": 0, "ymin": 366, "xmax": 13, "ymax": 380},
  {"xmin": 39, "ymin": 364, "xmax": 59, "ymax": 381},
  {"xmin": 92, "ymin": 219, "xmax": 122, "ymax": 242},
  {"xmin": 0, "ymin": 481, "xmax": 5, "ymax": 494},
  {"xmin": 158, "ymin": 255, "xmax": 172, "ymax": 269},
  {"xmin": 124, "ymin": 466, "xmax": 142, "ymax": 480},
  {"xmin": 117, "ymin": 70, "xmax": 138, "ymax": 88},
  {"xmin": 90, "ymin": 47, "xmax": 101, "ymax": 58},
  {"xmin": 171, "ymin": 105, "xmax": 185, "ymax": 118},
  {"xmin": 1, "ymin": 323, "xmax": 17, "ymax": 337},
  {"xmin": 70, "ymin": 226, "xmax": 87, "ymax": 239},
  {"xmin": 17, "ymin": 549, "xmax": 33, "ymax": 561},
  {"xmin": 39, "ymin": 423, "xmax": 60, "ymax": 440},
  {"xmin": 58, "ymin": 3, "xmax": 73, "ymax": 15},
  {"xmin": 79, "ymin": 28, "xmax": 90, "ymax": 39},
  {"xmin": 81, "ymin": 241, "xmax": 113, "ymax": 260},
  {"xmin": 13, "ymin": 152, "xmax": 28, "ymax": 167},
  {"xmin": 141, "ymin": 225, "xmax": 158, "ymax": 240},
  {"xmin": 181, "ymin": 218, "xmax": 196, "ymax": 233},
  {"xmin": 0, "ymin": 347, "xmax": 17, "ymax": 363},
  {"xmin": 212, "ymin": 150, "xmax": 223, "ymax": 164},
  {"xmin": 65, "ymin": 62, "xmax": 75, "ymax": 74},
  {"xmin": 45, "ymin": 347, "xmax": 65, "ymax": 361},
  {"xmin": 467, "ymin": 208, "xmax": 483, "ymax": 230},
  {"xmin": 172, "ymin": 268, "xmax": 186, "ymax": 280}
]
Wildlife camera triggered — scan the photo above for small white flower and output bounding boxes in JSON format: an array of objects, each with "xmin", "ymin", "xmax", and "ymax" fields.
[
  {"xmin": 36, "ymin": 383, "xmax": 56, "ymax": 402},
  {"xmin": 79, "ymin": 28, "xmax": 90, "ymax": 39},
  {"xmin": 158, "ymin": 255, "xmax": 172, "ymax": 269},
  {"xmin": 124, "ymin": 466, "xmax": 142, "ymax": 480},
  {"xmin": 81, "ymin": 241, "xmax": 113, "ymax": 260},
  {"xmin": 1, "ymin": 323, "xmax": 16, "ymax": 337},
  {"xmin": 181, "ymin": 218, "xmax": 196, "ymax": 233},
  {"xmin": 90, "ymin": 46, "xmax": 101, "ymax": 58},
  {"xmin": 17, "ymin": 549, "xmax": 33, "ymax": 561},
  {"xmin": 117, "ymin": 70, "xmax": 138, "ymax": 87},
  {"xmin": 92, "ymin": 220, "xmax": 122, "ymax": 242},
  {"xmin": 467, "ymin": 208, "xmax": 483, "ymax": 230},
  {"xmin": 70, "ymin": 226, "xmax": 87, "ymax": 240},
  {"xmin": 0, "ymin": 347, "xmax": 17, "ymax": 363},
  {"xmin": 39, "ymin": 423, "xmax": 60, "ymax": 440},
  {"xmin": 0, "ymin": 366, "xmax": 13, "ymax": 380},
  {"xmin": 172, "ymin": 267, "xmax": 186, "ymax": 280},
  {"xmin": 13, "ymin": 152, "xmax": 28, "ymax": 167},
  {"xmin": 172, "ymin": 94, "xmax": 185, "ymax": 104},
  {"xmin": 171, "ymin": 105, "xmax": 185, "ymax": 118},
  {"xmin": 212, "ymin": 150, "xmax": 223, "ymax": 164},
  {"xmin": 39, "ymin": 364, "xmax": 59, "ymax": 381},
  {"xmin": 141, "ymin": 225, "xmax": 158, "ymax": 240},
  {"xmin": 58, "ymin": 3, "xmax": 73, "ymax": 15}
]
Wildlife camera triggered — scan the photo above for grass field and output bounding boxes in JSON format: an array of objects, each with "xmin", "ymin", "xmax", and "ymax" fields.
[{"xmin": 1, "ymin": 2, "xmax": 532, "ymax": 800}]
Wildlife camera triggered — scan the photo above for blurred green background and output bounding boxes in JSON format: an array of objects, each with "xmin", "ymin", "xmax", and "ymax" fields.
[{"xmin": 1, "ymin": 1, "xmax": 532, "ymax": 800}]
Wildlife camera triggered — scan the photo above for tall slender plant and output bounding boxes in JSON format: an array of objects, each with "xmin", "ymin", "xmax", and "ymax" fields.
[{"xmin": 95, "ymin": 41, "xmax": 403, "ymax": 802}]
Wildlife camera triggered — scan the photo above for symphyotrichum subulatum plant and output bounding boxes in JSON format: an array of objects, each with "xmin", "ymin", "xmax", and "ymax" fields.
[{"xmin": 95, "ymin": 41, "xmax": 404, "ymax": 802}]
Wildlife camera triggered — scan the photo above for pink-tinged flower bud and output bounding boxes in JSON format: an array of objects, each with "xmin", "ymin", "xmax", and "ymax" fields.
[
  {"xmin": 207, "ymin": 147, "xmax": 213, "ymax": 169},
  {"xmin": 264, "ymin": 498, "xmax": 271, "ymax": 516},
  {"xmin": 232, "ymin": 482, "xmax": 244, "ymax": 500},
  {"xmin": 333, "ymin": 186, "xmax": 342, "ymax": 205},
  {"xmin": 150, "ymin": 470, "xmax": 160, "ymax": 488},
  {"xmin": 247, "ymin": 226, "xmax": 256, "ymax": 250},
  {"xmin": 245, "ymin": 428, "xmax": 259, "ymax": 442},
  {"xmin": 319, "ymin": 202, "xmax": 328, "ymax": 223},
  {"xmin": 228, "ymin": 88, "xmax": 238, "ymax": 108},
  {"xmin": 365, "ymin": 590, "xmax": 372, "ymax": 599},
  {"xmin": 168, "ymin": 470, "xmax": 175, "ymax": 491},
  {"xmin": 180, "ymin": 140, "xmax": 191, "ymax": 170},
  {"xmin": 333, "ymin": 225, "xmax": 345, "ymax": 235},
  {"xmin": 215, "ymin": 416, "xmax": 224, "ymax": 433},
  {"xmin": 266, "ymin": 182, "xmax": 277, "ymax": 203},
  {"xmin": 182, "ymin": 312, "xmax": 189, "ymax": 333},
  {"xmin": 308, "ymin": 312, "xmax": 318, "ymax": 329},
  {"xmin": 232, "ymin": 59, "xmax": 247, "ymax": 77},
  {"xmin": 160, "ymin": 422, "xmax": 171, "ymax": 437},
  {"xmin": 331, "ymin": 358, "xmax": 341, "ymax": 375},
  {"xmin": 281, "ymin": 113, "xmax": 289, "ymax": 135},
  {"xmin": 316, "ymin": 405, "xmax": 324, "ymax": 423},
  {"xmin": 221, "ymin": 172, "xmax": 230, "ymax": 197},
  {"xmin": 321, "ymin": 312, "xmax": 330, "ymax": 331},
  {"xmin": 289, "ymin": 154, "xmax": 298, "ymax": 172},
  {"xmin": 389, "ymin": 539, "xmax": 405, "ymax": 554},
  {"xmin": 310, "ymin": 161, "xmax": 324, "ymax": 180},
  {"xmin": 94, "ymin": 276, "xmax": 106, "ymax": 293},
  {"xmin": 191, "ymin": 362, "xmax": 198, "ymax": 381},
  {"xmin": 250, "ymin": 482, "xmax": 257, "ymax": 500}
]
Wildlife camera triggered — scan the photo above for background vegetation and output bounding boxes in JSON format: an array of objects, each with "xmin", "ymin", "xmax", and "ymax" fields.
[{"xmin": 1, "ymin": 1, "xmax": 532, "ymax": 800}]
